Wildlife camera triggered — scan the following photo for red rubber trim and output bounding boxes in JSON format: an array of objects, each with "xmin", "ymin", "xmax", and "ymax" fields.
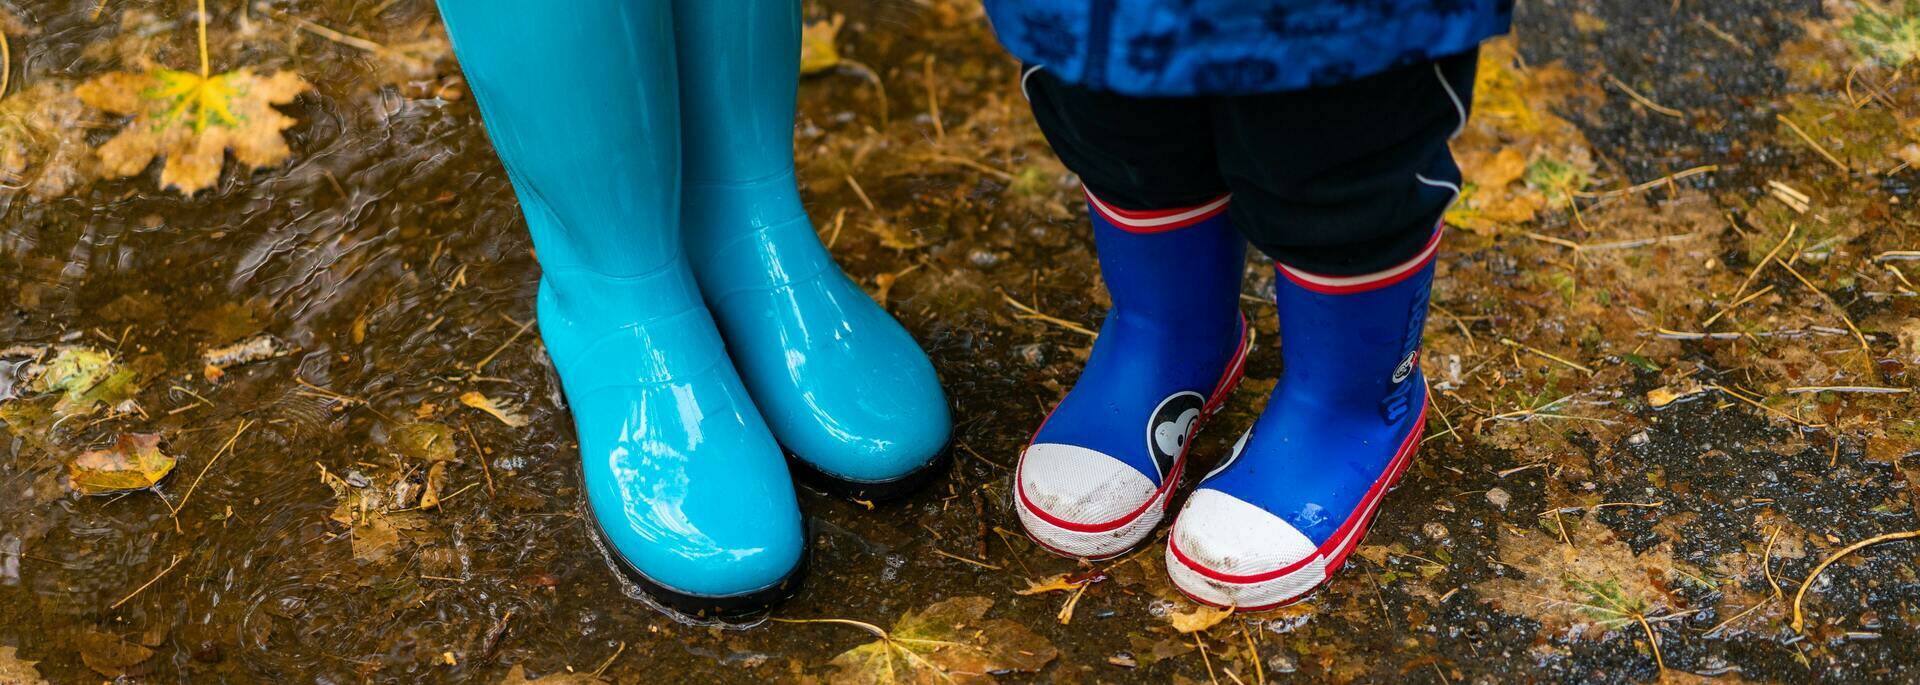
[
  {"xmin": 1276, "ymin": 224, "xmax": 1443, "ymax": 295},
  {"xmin": 1015, "ymin": 312, "xmax": 1252, "ymax": 534},
  {"xmin": 1084, "ymin": 188, "xmax": 1232, "ymax": 234},
  {"xmin": 1166, "ymin": 399, "xmax": 1428, "ymax": 584}
]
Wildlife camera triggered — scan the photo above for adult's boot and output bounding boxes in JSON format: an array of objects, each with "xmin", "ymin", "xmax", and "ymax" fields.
[
  {"xmin": 671, "ymin": 0, "xmax": 953, "ymax": 500},
  {"xmin": 439, "ymin": 0, "xmax": 804, "ymax": 618}
]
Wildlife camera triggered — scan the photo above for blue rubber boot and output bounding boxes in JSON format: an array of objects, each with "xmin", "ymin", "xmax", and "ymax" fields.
[
  {"xmin": 1166, "ymin": 226, "xmax": 1442, "ymax": 611},
  {"xmin": 439, "ymin": 0, "xmax": 804, "ymax": 617},
  {"xmin": 1014, "ymin": 192, "xmax": 1251, "ymax": 559},
  {"xmin": 673, "ymin": 0, "xmax": 952, "ymax": 499}
]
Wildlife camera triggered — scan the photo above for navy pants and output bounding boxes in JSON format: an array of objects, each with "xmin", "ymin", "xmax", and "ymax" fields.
[{"xmin": 1023, "ymin": 49, "xmax": 1478, "ymax": 276}]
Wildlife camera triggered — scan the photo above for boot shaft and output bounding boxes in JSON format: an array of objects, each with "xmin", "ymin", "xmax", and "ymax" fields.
[
  {"xmin": 1270, "ymin": 227, "xmax": 1440, "ymax": 420},
  {"xmin": 1088, "ymin": 191, "xmax": 1245, "ymax": 337}
]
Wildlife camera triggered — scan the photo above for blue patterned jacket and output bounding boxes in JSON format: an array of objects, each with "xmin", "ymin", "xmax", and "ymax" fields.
[{"xmin": 982, "ymin": 0, "xmax": 1512, "ymax": 96}]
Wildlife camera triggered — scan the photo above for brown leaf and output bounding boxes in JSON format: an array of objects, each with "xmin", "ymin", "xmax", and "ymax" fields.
[
  {"xmin": 75, "ymin": 68, "xmax": 310, "ymax": 196},
  {"xmin": 800, "ymin": 15, "xmax": 846, "ymax": 76},
  {"xmin": 495, "ymin": 665, "xmax": 606, "ymax": 684},
  {"xmin": 0, "ymin": 646, "xmax": 48, "ymax": 685},
  {"xmin": 74, "ymin": 631, "xmax": 154, "ymax": 678},
  {"xmin": 1166, "ymin": 603, "xmax": 1233, "ymax": 634},
  {"xmin": 67, "ymin": 433, "xmax": 176, "ymax": 495}
]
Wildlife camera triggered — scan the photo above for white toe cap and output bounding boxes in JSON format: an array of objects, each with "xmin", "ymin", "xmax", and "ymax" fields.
[
  {"xmin": 1015, "ymin": 442, "xmax": 1163, "ymax": 559},
  {"xmin": 1167, "ymin": 488, "xmax": 1325, "ymax": 609}
]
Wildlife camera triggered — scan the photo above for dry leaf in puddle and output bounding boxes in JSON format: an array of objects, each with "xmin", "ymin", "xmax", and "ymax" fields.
[
  {"xmin": 800, "ymin": 15, "xmax": 846, "ymax": 76},
  {"xmin": 815, "ymin": 596, "xmax": 1056, "ymax": 684},
  {"xmin": 1474, "ymin": 515, "xmax": 1691, "ymax": 639},
  {"xmin": 0, "ymin": 81, "xmax": 96, "ymax": 198},
  {"xmin": 1166, "ymin": 603, "xmax": 1233, "ymax": 633},
  {"xmin": 67, "ymin": 434, "xmax": 176, "ymax": 495},
  {"xmin": 0, "ymin": 645, "xmax": 48, "ymax": 685},
  {"xmin": 1016, "ymin": 572, "xmax": 1094, "ymax": 595},
  {"xmin": 75, "ymin": 68, "xmax": 309, "ymax": 196},
  {"xmin": 461, "ymin": 391, "xmax": 528, "ymax": 428},
  {"xmin": 418, "ymin": 461, "xmax": 451, "ymax": 510},
  {"xmin": 74, "ymin": 631, "xmax": 154, "ymax": 678}
]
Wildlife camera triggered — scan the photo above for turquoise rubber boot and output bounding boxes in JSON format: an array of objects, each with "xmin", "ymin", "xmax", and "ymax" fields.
[
  {"xmin": 439, "ymin": 0, "xmax": 804, "ymax": 618},
  {"xmin": 673, "ymin": 0, "xmax": 952, "ymax": 499}
]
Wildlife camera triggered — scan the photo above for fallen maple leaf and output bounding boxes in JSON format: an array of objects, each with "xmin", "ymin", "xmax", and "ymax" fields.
[
  {"xmin": 793, "ymin": 596, "xmax": 1057, "ymax": 684},
  {"xmin": 68, "ymin": 433, "xmax": 176, "ymax": 495},
  {"xmin": 74, "ymin": 67, "xmax": 309, "ymax": 196}
]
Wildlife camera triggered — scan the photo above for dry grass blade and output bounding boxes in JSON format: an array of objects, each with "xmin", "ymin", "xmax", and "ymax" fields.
[
  {"xmin": 1499, "ymin": 337, "xmax": 1594, "ymax": 375},
  {"xmin": 170, "ymin": 419, "xmax": 253, "ymax": 516},
  {"xmin": 1605, "ymin": 75, "xmax": 1684, "ymax": 118},
  {"xmin": 1784, "ymin": 386, "xmax": 1909, "ymax": 395},
  {"xmin": 1773, "ymin": 259, "xmax": 1872, "ymax": 373},
  {"xmin": 1791, "ymin": 530, "xmax": 1920, "ymax": 633},
  {"xmin": 111, "ymin": 553, "xmax": 184, "ymax": 610},
  {"xmin": 1775, "ymin": 114, "xmax": 1848, "ymax": 172},
  {"xmin": 1573, "ymin": 165, "xmax": 1717, "ymax": 199},
  {"xmin": 1705, "ymin": 384, "xmax": 1821, "ymax": 428},
  {"xmin": 1001, "ymin": 291, "xmax": 1097, "ymax": 338},
  {"xmin": 1, "ymin": 28, "xmax": 10, "ymax": 101},
  {"xmin": 1702, "ymin": 284, "xmax": 1775, "ymax": 327}
]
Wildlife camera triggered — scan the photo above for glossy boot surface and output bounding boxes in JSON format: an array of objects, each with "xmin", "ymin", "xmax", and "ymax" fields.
[
  {"xmin": 1014, "ymin": 192, "xmax": 1251, "ymax": 559},
  {"xmin": 673, "ymin": 0, "xmax": 951, "ymax": 498},
  {"xmin": 1166, "ymin": 226, "xmax": 1442, "ymax": 611},
  {"xmin": 440, "ymin": 0, "xmax": 804, "ymax": 617}
]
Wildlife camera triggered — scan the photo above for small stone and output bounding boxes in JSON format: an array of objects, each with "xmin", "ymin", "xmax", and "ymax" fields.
[
  {"xmin": 1485, "ymin": 487, "xmax": 1511, "ymax": 511},
  {"xmin": 1422, "ymin": 522, "xmax": 1450, "ymax": 543}
]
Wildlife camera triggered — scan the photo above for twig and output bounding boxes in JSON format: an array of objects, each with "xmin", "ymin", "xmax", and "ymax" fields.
[
  {"xmin": 1242, "ymin": 621, "xmax": 1266, "ymax": 685},
  {"xmin": 1196, "ymin": 633, "xmax": 1219, "ymax": 685},
  {"xmin": 1605, "ymin": 75, "xmax": 1684, "ymax": 118},
  {"xmin": 474, "ymin": 315, "xmax": 535, "ymax": 372},
  {"xmin": 590, "ymin": 641, "xmax": 625, "ymax": 678},
  {"xmin": 1764, "ymin": 526, "xmax": 1784, "ymax": 601},
  {"xmin": 1784, "ymin": 385, "xmax": 1909, "ymax": 395},
  {"xmin": 1791, "ymin": 530, "xmax": 1920, "ymax": 633},
  {"xmin": 1723, "ymin": 224, "xmax": 1796, "ymax": 307},
  {"xmin": 1774, "ymin": 258, "xmax": 1873, "ymax": 371},
  {"xmin": 923, "ymin": 55, "xmax": 944, "ymax": 141},
  {"xmin": 844, "ymin": 174, "xmax": 876, "ymax": 212},
  {"xmin": 0, "ymin": 27, "xmax": 11, "ymax": 101},
  {"xmin": 1573, "ymin": 165, "xmax": 1717, "ymax": 199},
  {"xmin": 1776, "ymin": 114, "xmax": 1849, "ymax": 172},
  {"xmin": 1499, "ymin": 338, "xmax": 1594, "ymax": 375},
  {"xmin": 1001, "ymin": 291, "xmax": 1097, "ymax": 338},
  {"xmin": 254, "ymin": 2, "xmax": 388, "ymax": 53},
  {"xmin": 1701, "ymin": 284, "xmax": 1775, "ymax": 327},
  {"xmin": 171, "ymin": 419, "xmax": 252, "ymax": 516},
  {"xmin": 1635, "ymin": 612, "xmax": 1667, "ymax": 675},
  {"xmin": 461, "ymin": 420, "xmax": 496, "ymax": 495},
  {"xmin": 930, "ymin": 548, "xmax": 1002, "ymax": 570},
  {"xmin": 1705, "ymin": 384, "xmax": 1821, "ymax": 428},
  {"xmin": 111, "ymin": 554, "xmax": 184, "ymax": 610},
  {"xmin": 1874, "ymin": 251, "xmax": 1920, "ymax": 262}
]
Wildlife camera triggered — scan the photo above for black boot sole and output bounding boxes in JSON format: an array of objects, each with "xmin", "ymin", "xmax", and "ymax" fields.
[
  {"xmin": 583, "ymin": 491, "xmax": 808, "ymax": 623},
  {"xmin": 786, "ymin": 437, "xmax": 954, "ymax": 503}
]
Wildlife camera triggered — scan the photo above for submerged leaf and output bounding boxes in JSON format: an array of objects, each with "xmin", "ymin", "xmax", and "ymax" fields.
[
  {"xmin": 495, "ymin": 664, "xmax": 605, "ymax": 684},
  {"xmin": 75, "ymin": 68, "xmax": 310, "ymax": 196},
  {"xmin": 75, "ymin": 630, "xmax": 155, "ymax": 678},
  {"xmin": 1166, "ymin": 603, "xmax": 1233, "ymax": 634},
  {"xmin": 0, "ymin": 646, "xmax": 48, "ymax": 685},
  {"xmin": 67, "ymin": 433, "xmax": 176, "ymax": 495},
  {"xmin": 818, "ymin": 596, "xmax": 1056, "ymax": 684}
]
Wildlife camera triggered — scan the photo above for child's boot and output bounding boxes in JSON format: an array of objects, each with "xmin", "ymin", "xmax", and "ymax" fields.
[
  {"xmin": 1166, "ymin": 227, "xmax": 1441, "ymax": 610},
  {"xmin": 1015, "ymin": 192, "xmax": 1251, "ymax": 559},
  {"xmin": 673, "ymin": 0, "xmax": 952, "ymax": 499},
  {"xmin": 440, "ymin": 1, "xmax": 804, "ymax": 617}
]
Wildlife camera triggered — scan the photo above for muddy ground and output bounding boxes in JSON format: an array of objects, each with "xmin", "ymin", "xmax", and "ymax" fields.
[{"xmin": 3, "ymin": 0, "xmax": 1920, "ymax": 682}]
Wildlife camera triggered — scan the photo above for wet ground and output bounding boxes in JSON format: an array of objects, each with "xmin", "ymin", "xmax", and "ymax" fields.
[{"xmin": 3, "ymin": 0, "xmax": 1920, "ymax": 682}]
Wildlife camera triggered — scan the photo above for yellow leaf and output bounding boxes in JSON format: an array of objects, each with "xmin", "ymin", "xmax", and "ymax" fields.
[
  {"xmin": 802, "ymin": 596, "xmax": 1057, "ymax": 684},
  {"xmin": 1647, "ymin": 381, "xmax": 1706, "ymax": 408},
  {"xmin": 1014, "ymin": 573, "xmax": 1084, "ymax": 595},
  {"xmin": 460, "ymin": 391, "xmax": 528, "ymax": 428},
  {"xmin": 1166, "ymin": 602, "xmax": 1233, "ymax": 634},
  {"xmin": 75, "ymin": 68, "xmax": 310, "ymax": 196},
  {"xmin": 800, "ymin": 15, "xmax": 845, "ymax": 76},
  {"xmin": 67, "ymin": 433, "xmax": 175, "ymax": 495},
  {"xmin": 0, "ymin": 645, "xmax": 48, "ymax": 685}
]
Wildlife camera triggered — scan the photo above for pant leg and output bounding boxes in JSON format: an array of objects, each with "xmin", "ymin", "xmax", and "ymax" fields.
[
  {"xmin": 1211, "ymin": 50, "xmax": 1479, "ymax": 276},
  {"xmin": 1022, "ymin": 67, "xmax": 1226, "ymax": 211}
]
